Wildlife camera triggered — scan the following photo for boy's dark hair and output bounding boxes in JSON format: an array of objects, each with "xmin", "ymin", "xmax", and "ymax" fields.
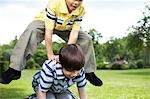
[{"xmin": 59, "ymin": 44, "xmax": 85, "ymax": 71}]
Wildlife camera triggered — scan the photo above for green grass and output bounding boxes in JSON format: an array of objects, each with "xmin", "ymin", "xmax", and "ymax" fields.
[{"xmin": 0, "ymin": 69, "xmax": 150, "ymax": 99}]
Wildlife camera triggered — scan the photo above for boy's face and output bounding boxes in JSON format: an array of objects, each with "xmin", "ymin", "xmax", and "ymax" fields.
[
  {"xmin": 65, "ymin": 0, "xmax": 83, "ymax": 13},
  {"xmin": 63, "ymin": 68, "xmax": 80, "ymax": 79}
]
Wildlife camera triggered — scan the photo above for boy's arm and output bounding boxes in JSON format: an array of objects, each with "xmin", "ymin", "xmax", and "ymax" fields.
[
  {"xmin": 78, "ymin": 87, "xmax": 87, "ymax": 99},
  {"xmin": 45, "ymin": 28, "xmax": 59, "ymax": 61},
  {"xmin": 45, "ymin": 0, "xmax": 60, "ymax": 61},
  {"xmin": 38, "ymin": 89, "xmax": 46, "ymax": 99},
  {"xmin": 45, "ymin": 28, "xmax": 54, "ymax": 59},
  {"xmin": 68, "ymin": 30, "xmax": 79, "ymax": 44},
  {"xmin": 68, "ymin": 6, "xmax": 85, "ymax": 44}
]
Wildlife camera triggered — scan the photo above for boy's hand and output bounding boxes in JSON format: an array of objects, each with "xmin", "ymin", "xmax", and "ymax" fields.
[{"xmin": 48, "ymin": 55, "xmax": 59, "ymax": 62}]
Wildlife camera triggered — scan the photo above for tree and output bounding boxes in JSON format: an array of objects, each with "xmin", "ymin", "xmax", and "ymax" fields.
[
  {"xmin": 103, "ymin": 37, "xmax": 124, "ymax": 62},
  {"xmin": 88, "ymin": 29, "xmax": 102, "ymax": 45},
  {"xmin": 9, "ymin": 36, "xmax": 18, "ymax": 48},
  {"xmin": 87, "ymin": 29, "xmax": 104, "ymax": 64},
  {"xmin": 127, "ymin": 5, "xmax": 150, "ymax": 67}
]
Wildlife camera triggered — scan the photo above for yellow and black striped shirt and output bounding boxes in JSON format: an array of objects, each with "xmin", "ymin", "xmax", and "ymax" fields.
[{"xmin": 34, "ymin": 0, "xmax": 85, "ymax": 31}]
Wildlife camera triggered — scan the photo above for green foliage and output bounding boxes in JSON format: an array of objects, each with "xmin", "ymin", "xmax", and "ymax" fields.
[
  {"xmin": 94, "ymin": 44, "xmax": 106, "ymax": 64},
  {"xmin": 0, "ymin": 61, "xmax": 9, "ymax": 75},
  {"xmin": 96, "ymin": 61, "xmax": 109, "ymax": 69},
  {"xmin": 9, "ymin": 36, "xmax": 18, "ymax": 48},
  {"xmin": 26, "ymin": 58, "xmax": 37, "ymax": 69},
  {"xmin": 128, "ymin": 62, "xmax": 138, "ymax": 69},
  {"xmin": 121, "ymin": 64, "xmax": 130, "ymax": 70},
  {"xmin": 33, "ymin": 49, "xmax": 47, "ymax": 66},
  {"xmin": 110, "ymin": 63, "xmax": 122, "ymax": 70},
  {"xmin": 52, "ymin": 42, "xmax": 64, "ymax": 54},
  {"xmin": 104, "ymin": 38, "xmax": 121, "ymax": 62},
  {"xmin": 2, "ymin": 51, "xmax": 11, "ymax": 61},
  {"xmin": 0, "ymin": 49, "xmax": 10, "ymax": 74},
  {"xmin": 110, "ymin": 63, "xmax": 129, "ymax": 70},
  {"xmin": 109, "ymin": 59, "xmax": 145, "ymax": 70},
  {"xmin": 127, "ymin": 5, "xmax": 150, "ymax": 66},
  {"xmin": 136, "ymin": 59, "xmax": 144, "ymax": 68},
  {"xmin": 87, "ymin": 28, "xmax": 102, "ymax": 44}
]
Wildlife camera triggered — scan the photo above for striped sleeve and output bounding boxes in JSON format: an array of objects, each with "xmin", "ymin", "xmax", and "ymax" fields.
[
  {"xmin": 45, "ymin": 0, "xmax": 57, "ymax": 30},
  {"xmin": 76, "ymin": 69, "xmax": 87, "ymax": 88},
  {"xmin": 32, "ymin": 71, "xmax": 40, "ymax": 90},
  {"xmin": 39, "ymin": 60, "xmax": 55, "ymax": 92}
]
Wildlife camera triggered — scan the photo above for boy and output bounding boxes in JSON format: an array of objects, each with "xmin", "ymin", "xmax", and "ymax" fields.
[
  {"xmin": 32, "ymin": 44, "xmax": 87, "ymax": 99},
  {"xmin": 0, "ymin": 0, "xmax": 102, "ymax": 86}
]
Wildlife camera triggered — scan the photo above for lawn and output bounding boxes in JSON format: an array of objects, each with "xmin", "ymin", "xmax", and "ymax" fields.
[{"xmin": 0, "ymin": 69, "xmax": 150, "ymax": 99}]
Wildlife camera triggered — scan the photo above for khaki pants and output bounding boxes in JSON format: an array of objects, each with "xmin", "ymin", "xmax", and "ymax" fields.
[{"xmin": 10, "ymin": 20, "xmax": 96, "ymax": 73}]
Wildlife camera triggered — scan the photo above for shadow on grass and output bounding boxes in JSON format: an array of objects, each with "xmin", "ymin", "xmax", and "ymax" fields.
[
  {"xmin": 0, "ymin": 87, "xmax": 27, "ymax": 99},
  {"xmin": 120, "ymin": 71, "xmax": 150, "ymax": 76}
]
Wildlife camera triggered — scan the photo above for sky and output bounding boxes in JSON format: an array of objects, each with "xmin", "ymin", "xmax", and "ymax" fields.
[{"xmin": 0, "ymin": 0, "xmax": 149, "ymax": 44}]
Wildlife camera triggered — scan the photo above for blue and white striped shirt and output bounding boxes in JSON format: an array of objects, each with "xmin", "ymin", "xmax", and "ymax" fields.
[{"xmin": 32, "ymin": 60, "xmax": 86, "ymax": 93}]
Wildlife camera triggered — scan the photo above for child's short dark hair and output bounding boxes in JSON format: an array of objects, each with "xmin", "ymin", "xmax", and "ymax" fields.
[{"xmin": 59, "ymin": 44, "xmax": 85, "ymax": 71}]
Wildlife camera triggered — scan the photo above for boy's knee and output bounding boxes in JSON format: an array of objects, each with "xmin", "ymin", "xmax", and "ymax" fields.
[{"xmin": 84, "ymin": 35, "xmax": 93, "ymax": 45}]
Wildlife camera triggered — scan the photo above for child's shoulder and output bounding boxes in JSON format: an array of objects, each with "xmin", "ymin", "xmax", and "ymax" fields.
[
  {"xmin": 44, "ymin": 59, "xmax": 58, "ymax": 65},
  {"xmin": 44, "ymin": 60, "xmax": 61, "ymax": 70},
  {"xmin": 43, "ymin": 60, "xmax": 63, "ymax": 77}
]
